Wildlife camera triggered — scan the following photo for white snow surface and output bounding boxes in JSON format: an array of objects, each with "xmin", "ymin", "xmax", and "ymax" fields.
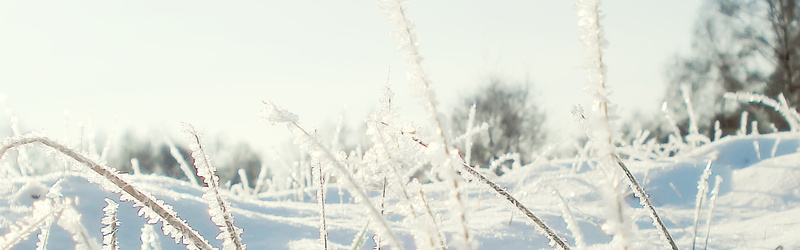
[{"xmin": 1, "ymin": 133, "xmax": 799, "ymax": 249}]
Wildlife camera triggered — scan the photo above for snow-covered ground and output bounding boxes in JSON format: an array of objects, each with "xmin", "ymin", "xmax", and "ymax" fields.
[{"xmin": 1, "ymin": 132, "xmax": 798, "ymax": 249}]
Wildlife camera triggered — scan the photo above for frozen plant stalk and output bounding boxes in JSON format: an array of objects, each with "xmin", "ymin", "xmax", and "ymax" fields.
[
  {"xmin": 703, "ymin": 176, "xmax": 722, "ymax": 250},
  {"xmin": 691, "ymin": 162, "xmax": 712, "ymax": 250},
  {"xmin": 378, "ymin": 0, "xmax": 473, "ymax": 248},
  {"xmin": 184, "ymin": 124, "xmax": 245, "ymax": 250},
  {"xmin": 261, "ymin": 101, "xmax": 403, "ymax": 250},
  {"xmin": 58, "ymin": 203, "xmax": 101, "ymax": 250},
  {"xmin": 0, "ymin": 198, "xmax": 68, "ymax": 249},
  {"xmin": 576, "ymin": 0, "xmax": 627, "ymax": 248},
  {"xmin": 575, "ymin": 0, "xmax": 677, "ymax": 249},
  {"xmin": 313, "ymin": 164, "xmax": 329, "ymax": 250},
  {"xmin": 0, "ymin": 134, "xmax": 214, "ymax": 250},
  {"xmin": 102, "ymin": 198, "xmax": 120, "ymax": 250},
  {"xmin": 577, "ymin": 0, "xmax": 614, "ymax": 152}
]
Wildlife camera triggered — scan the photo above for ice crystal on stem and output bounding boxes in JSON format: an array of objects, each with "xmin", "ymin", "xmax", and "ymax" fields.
[
  {"xmin": 184, "ymin": 124, "xmax": 245, "ymax": 250},
  {"xmin": 378, "ymin": 0, "xmax": 473, "ymax": 247},
  {"xmin": 575, "ymin": 0, "xmax": 676, "ymax": 249},
  {"xmin": 261, "ymin": 101, "xmax": 300, "ymax": 130},
  {"xmin": 0, "ymin": 198, "xmax": 68, "ymax": 249},
  {"xmin": 102, "ymin": 198, "xmax": 120, "ymax": 250}
]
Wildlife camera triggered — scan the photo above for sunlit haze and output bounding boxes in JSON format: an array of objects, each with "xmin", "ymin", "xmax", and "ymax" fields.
[{"xmin": 0, "ymin": 1, "xmax": 700, "ymax": 152}]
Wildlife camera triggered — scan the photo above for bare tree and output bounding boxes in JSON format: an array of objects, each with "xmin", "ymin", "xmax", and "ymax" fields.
[
  {"xmin": 450, "ymin": 79, "xmax": 546, "ymax": 171},
  {"xmin": 661, "ymin": 0, "xmax": 800, "ymax": 139}
]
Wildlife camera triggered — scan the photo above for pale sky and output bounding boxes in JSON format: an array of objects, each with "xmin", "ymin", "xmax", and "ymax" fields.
[{"xmin": 0, "ymin": 1, "xmax": 701, "ymax": 153}]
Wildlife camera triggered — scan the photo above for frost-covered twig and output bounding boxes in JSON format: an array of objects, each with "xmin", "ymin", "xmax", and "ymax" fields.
[
  {"xmin": 0, "ymin": 134, "xmax": 214, "ymax": 250},
  {"xmin": 488, "ymin": 153, "xmax": 521, "ymax": 176},
  {"xmin": 165, "ymin": 138, "xmax": 199, "ymax": 187},
  {"xmin": 681, "ymin": 85, "xmax": 699, "ymax": 139},
  {"xmin": 35, "ymin": 205, "xmax": 56, "ymax": 250},
  {"xmin": 378, "ymin": 1, "xmax": 473, "ymax": 247},
  {"xmin": 662, "ymin": 102, "xmax": 686, "ymax": 146},
  {"xmin": 576, "ymin": 1, "xmax": 630, "ymax": 248},
  {"xmin": 576, "ymin": 0, "xmax": 676, "ymax": 248},
  {"xmin": 0, "ymin": 198, "xmax": 67, "ymax": 249},
  {"xmin": 184, "ymin": 124, "xmax": 245, "ymax": 250},
  {"xmin": 692, "ymin": 161, "xmax": 712, "ymax": 250},
  {"xmin": 681, "ymin": 85, "xmax": 711, "ymax": 147},
  {"xmin": 253, "ymin": 163, "xmax": 269, "ymax": 195},
  {"xmin": 723, "ymin": 92, "xmax": 800, "ymax": 131},
  {"xmin": 703, "ymin": 176, "xmax": 722, "ymax": 250},
  {"xmin": 554, "ymin": 190, "xmax": 586, "ymax": 249},
  {"xmin": 577, "ymin": 0, "xmax": 614, "ymax": 152},
  {"xmin": 102, "ymin": 198, "xmax": 120, "ymax": 250},
  {"xmin": 236, "ymin": 169, "xmax": 251, "ymax": 195},
  {"xmin": 364, "ymin": 89, "xmax": 445, "ymax": 250},
  {"xmin": 58, "ymin": 202, "xmax": 101, "ymax": 250},
  {"xmin": 450, "ymin": 104, "xmax": 489, "ymax": 167},
  {"xmin": 8, "ymin": 108, "xmax": 33, "ymax": 176},
  {"xmin": 459, "ymin": 162, "xmax": 570, "ymax": 249},
  {"xmin": 612, "ymin": 155, "xmax": 677, "ymax": 250},
  {"xmin": 313, "ymin": 163, "xmax": 329, "ymax": 250},
  {"xmin": 261, "ymin": 101, "xmax": 403, "ymax": 250},
  {"xmin": 382, "ymin": 113, "xmax": 569, "ymax": 248},
  {"xmin": 414, "ymin": 179, "xmax": 447, "ymax": 250}
]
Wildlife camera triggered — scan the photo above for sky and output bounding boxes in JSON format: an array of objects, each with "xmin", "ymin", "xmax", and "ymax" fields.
[{"xmin": 0, "ymin": 1, "xmax": 702, "ymax": 153}]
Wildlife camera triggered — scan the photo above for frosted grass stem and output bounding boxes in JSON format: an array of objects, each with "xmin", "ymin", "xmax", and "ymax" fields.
[
  {"xmin": 261, "ymin": 102, "xmax": 404, "ymax": 250},
  {"xmin": 378, "ymin": 1, "xmax": 473, "ymax": 246},
  {"xmin": 555, "ymin": 190, "xmax": 586, "ymax": 249},
  {"xmin": 292, "ymin": 121, "xmax": 402, "ymax": 250},
  {"xmin": 0, "ymin": 134, "xmax": 214, "ymax": 250},
  {"xmin": 165, "ymin": 138, "xmax": 199, "ymax": 187},
  {"xmin": 313, "ymin": 163, "xmax": 329, "ymax": 250},
  {"xmin": 576, "ymin": 0, "xmax": 676, "ymax": 248},
  {"xmin": 184, "ymin": 125, "xmax": 245, "ymax": 250},
  {"xmin": 723, "ymin": 92, "xmax": 800, "ymax": 131},
  {"xmin": 692, "ymin": 161, "xmax": 712, "ymax": 250},
  {"xmin": 101, "ymin": 198, "xmax": 120, "ymax": 250},
  {"xmin": 703, "ymin": 176, "xmax": 722, "ymax": 250},
  {"xmin": 459, "ymin": 162, "xmax": 570, "ymax": 249},
  {"xmin": 613, "ymin": 155, "xmax": 677, "ymax": 249}
]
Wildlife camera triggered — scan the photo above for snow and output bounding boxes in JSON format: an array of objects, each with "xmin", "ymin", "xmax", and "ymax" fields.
[{"xmin": 1, "ymin": 133, "xmax": 798, "ymax": 249}]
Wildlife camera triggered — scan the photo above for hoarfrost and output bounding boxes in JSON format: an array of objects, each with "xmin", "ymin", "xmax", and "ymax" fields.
[
  {"xmin": 260, "ymin": 101, "xmax": 299, "ymax": 129},
  {"xmin": 101, "ymin": 198, "xmax": 120, "ymax": 250},
  {"xmin": 57, "ymin": 202, "xmax": 101, "ymax": 250},
  {"xmin": 0, "ymin": 197, "xmax": 67, "ymax": 249},
  {"xmin": 184, "ymin": 124, "xmax": 245, "ymax": 250}
]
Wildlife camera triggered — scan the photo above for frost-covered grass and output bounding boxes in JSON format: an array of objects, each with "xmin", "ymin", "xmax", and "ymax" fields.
[
  {"xmin": 2, "ymin": 133, "xmax": 800, "ymax": 249},
  {"xmin": 1, "ymin": 0, "xmax": 800, "ymax": 250}
]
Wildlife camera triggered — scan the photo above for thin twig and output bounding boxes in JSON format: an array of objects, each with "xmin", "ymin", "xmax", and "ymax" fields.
[
  {"xmin": 612, "ymin": 155, "xmax": 677, "ymax": 250},
  {"xmin": 1, "ymin": 135, "xmax": 214, "ymax": 250},
  {"xmin": 459, "ymin": 162, "xmax": 571, "ymax": 249}
]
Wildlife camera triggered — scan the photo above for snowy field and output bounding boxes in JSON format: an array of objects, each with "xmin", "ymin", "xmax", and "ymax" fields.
[
  {"xmin": 2, "ymin": 0, "xmax": 800, "ymax": 249},
  {"xmin": 1, "ymin": 132, "xmax": 799, "ymax": 249}
]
